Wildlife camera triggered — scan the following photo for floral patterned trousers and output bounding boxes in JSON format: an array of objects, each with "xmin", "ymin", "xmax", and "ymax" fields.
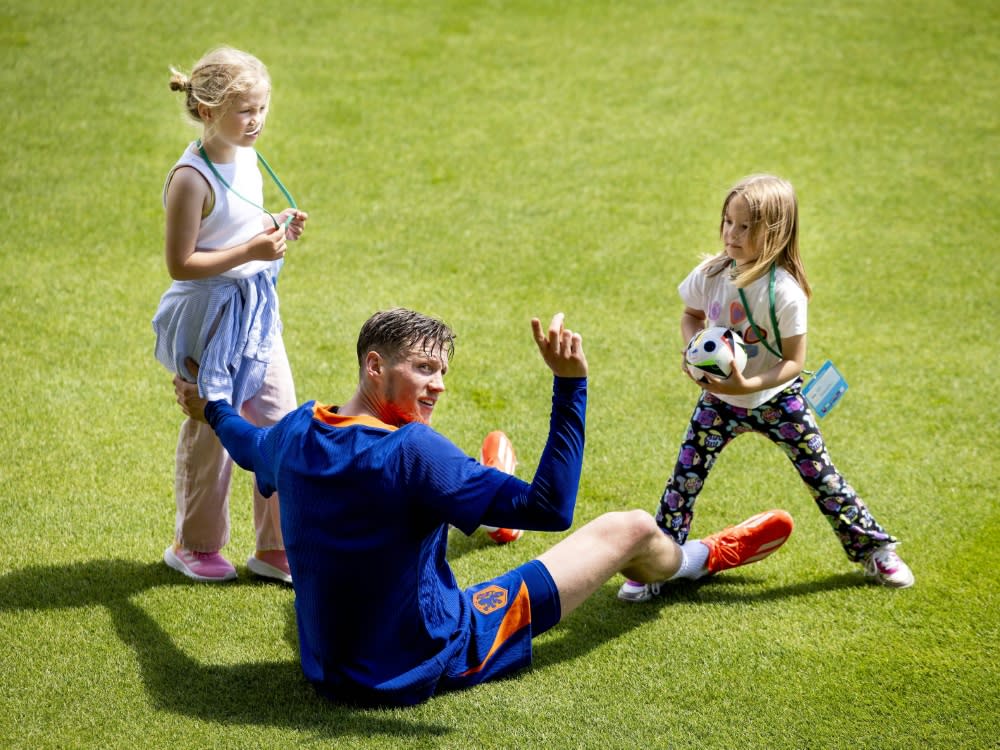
[{"xmin": 656, "ymin": 380, "xmax": 895, "ymax": 562}]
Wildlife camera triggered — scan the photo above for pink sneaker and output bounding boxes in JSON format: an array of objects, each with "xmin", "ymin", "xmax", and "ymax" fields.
[
  {"xmin": 617, "ymin": 579, "xmax": 662, "ymax": 602},
  {"xmin": 164, "ymin": 544, "xmax": 237, "ymax": 582},
  {"xmin": 863, "ymin": 544, "xmax": 914, "ymax": 588},
  {"xmin": 247, "ymin": 549, "xmax": 292, "ymax": 584}
]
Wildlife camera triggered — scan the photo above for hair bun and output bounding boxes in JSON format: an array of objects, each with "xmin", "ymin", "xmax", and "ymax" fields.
[{"xmin": 168, "ymin": 69, "xmax": 190, "ymax": 93}]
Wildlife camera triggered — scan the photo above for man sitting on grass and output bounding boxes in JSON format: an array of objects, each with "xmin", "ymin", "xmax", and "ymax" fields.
[{"xmin": 173, "ymin": 308, "xmax": 792, "ymax": 706}]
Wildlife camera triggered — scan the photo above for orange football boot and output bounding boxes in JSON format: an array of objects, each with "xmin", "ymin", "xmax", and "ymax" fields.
[
  {"xmin": 479, "ymin": 431, "xmax": 523, "ymax": 544},
  {"xmin": 701, "ymin": 509, "xmax": 793, "ymax": 573}
]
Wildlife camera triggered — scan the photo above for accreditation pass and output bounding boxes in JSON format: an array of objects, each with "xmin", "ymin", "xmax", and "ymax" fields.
[{"xmin": 802, "ymin": 360, "xmax": 849, "ymax": 418}]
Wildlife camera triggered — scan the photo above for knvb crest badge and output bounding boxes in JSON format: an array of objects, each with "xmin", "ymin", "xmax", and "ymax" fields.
[{"xmin": 472, "ymin": 585, "xmax": 508, "ymax": 615}]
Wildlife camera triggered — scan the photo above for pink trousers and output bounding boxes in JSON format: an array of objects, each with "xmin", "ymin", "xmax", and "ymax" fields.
[{"xmin": 172, "ymin": 333, "xmax": 297, "ymax": 553}]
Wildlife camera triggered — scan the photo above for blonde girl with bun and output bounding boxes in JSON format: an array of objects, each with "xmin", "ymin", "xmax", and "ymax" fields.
[{"xmin": 153, "ymin": 47, "xmax": 308, "ymax": 584}]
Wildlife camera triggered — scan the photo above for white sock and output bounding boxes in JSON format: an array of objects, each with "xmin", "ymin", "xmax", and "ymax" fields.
[{"xmin": 669, "ymin": 540, "xmax": 710, "ymax": 580}]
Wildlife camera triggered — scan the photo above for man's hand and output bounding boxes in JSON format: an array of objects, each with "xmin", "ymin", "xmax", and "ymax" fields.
[
  {"xmin": 173, "ymin": 358, "xmax": 209, "ymax": 423},
  {"xmin": 531, "ymin": 313, "xmax": 588, "ymax": 378}
]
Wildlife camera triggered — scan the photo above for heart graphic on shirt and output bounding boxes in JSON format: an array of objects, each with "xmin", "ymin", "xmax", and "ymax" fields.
[
  {"xmin": 730, "ymin": 301, "xmax": 747, "ymax": 326},
  {"xmin": 742, "ymin": 325, "xmax": 768, "ymax": 344}
]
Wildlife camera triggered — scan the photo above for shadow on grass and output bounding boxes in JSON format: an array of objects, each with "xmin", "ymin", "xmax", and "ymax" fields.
[
  {"xmin": 658, "ymin": 571, "xmax": 869, "ymax": 604},
  {"xmin": 0, "ymin": 559, "xmax": 449, "ymax": 740},
  {"xmin": 532, "ymin": 571, "xmax": 866, "ymax": 667},
  {"xmin": 444, "ymin": 526, "xmax": 513, "ymax": 560},
  {"xmin": 0, "ymin": 559, "xmax": 863, "ymax": 735}
]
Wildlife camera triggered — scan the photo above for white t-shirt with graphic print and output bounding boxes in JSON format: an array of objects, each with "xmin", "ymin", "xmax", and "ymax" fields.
[{"xmin": 678, "ymin": 258, "xmax": 808, "ymax": 409}]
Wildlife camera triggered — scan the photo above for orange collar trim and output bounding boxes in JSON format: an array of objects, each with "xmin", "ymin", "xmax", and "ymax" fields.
[{"xmin": 312, "ymin": 403, "xmax": 398, "ymax": 432}]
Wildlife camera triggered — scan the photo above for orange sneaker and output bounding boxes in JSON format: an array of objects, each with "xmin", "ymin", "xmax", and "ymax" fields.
[
  {"xmin": 482, "ymin": 526, "xmax": 524, "ymax": 543},
  {"xmin": 480, "ymin": 431, "xmax": 517, "ymax": 473},
  {"xmin": 702, "ymin": 509, "xmax": 793, "ymax": 574},
  {"xmin": 479, "ymin": 431, "xmax": 523, "ymax": 544}
]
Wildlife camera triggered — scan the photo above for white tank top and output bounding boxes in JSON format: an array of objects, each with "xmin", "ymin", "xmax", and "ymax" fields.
[{"xmin": 163, "ymin": 143, "xmax": 276, "ymax": 279}]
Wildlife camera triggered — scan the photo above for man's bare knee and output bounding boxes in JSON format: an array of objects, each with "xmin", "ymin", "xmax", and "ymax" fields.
[{"xmin": 593, "ymin": 509, "xmax": 659, "ymax": 552}]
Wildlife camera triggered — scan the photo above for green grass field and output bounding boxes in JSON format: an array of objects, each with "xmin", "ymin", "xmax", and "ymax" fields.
[{"xmin": 2, "ymin": 1, "xmax": 998, "ymax": 748}]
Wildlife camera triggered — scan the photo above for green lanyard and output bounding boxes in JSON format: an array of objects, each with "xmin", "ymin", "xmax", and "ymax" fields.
[
  {"xmin": 196, "ymin": 141, "xmax": 297, "ymax": 229},
  {"xmin": 736, "ymin": 261, "xmax": 784, "ymax": 359}
]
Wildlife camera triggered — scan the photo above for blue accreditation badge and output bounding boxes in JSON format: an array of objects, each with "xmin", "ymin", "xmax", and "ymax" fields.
[{"xmin": 802, "ymin": 360, "xmax": 849, "ymax": 418}]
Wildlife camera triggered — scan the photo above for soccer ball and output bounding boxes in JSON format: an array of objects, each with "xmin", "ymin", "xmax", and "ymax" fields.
[{"xmin": 685, "ymin": 327, "xmax": 748, "ymax": 381}]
